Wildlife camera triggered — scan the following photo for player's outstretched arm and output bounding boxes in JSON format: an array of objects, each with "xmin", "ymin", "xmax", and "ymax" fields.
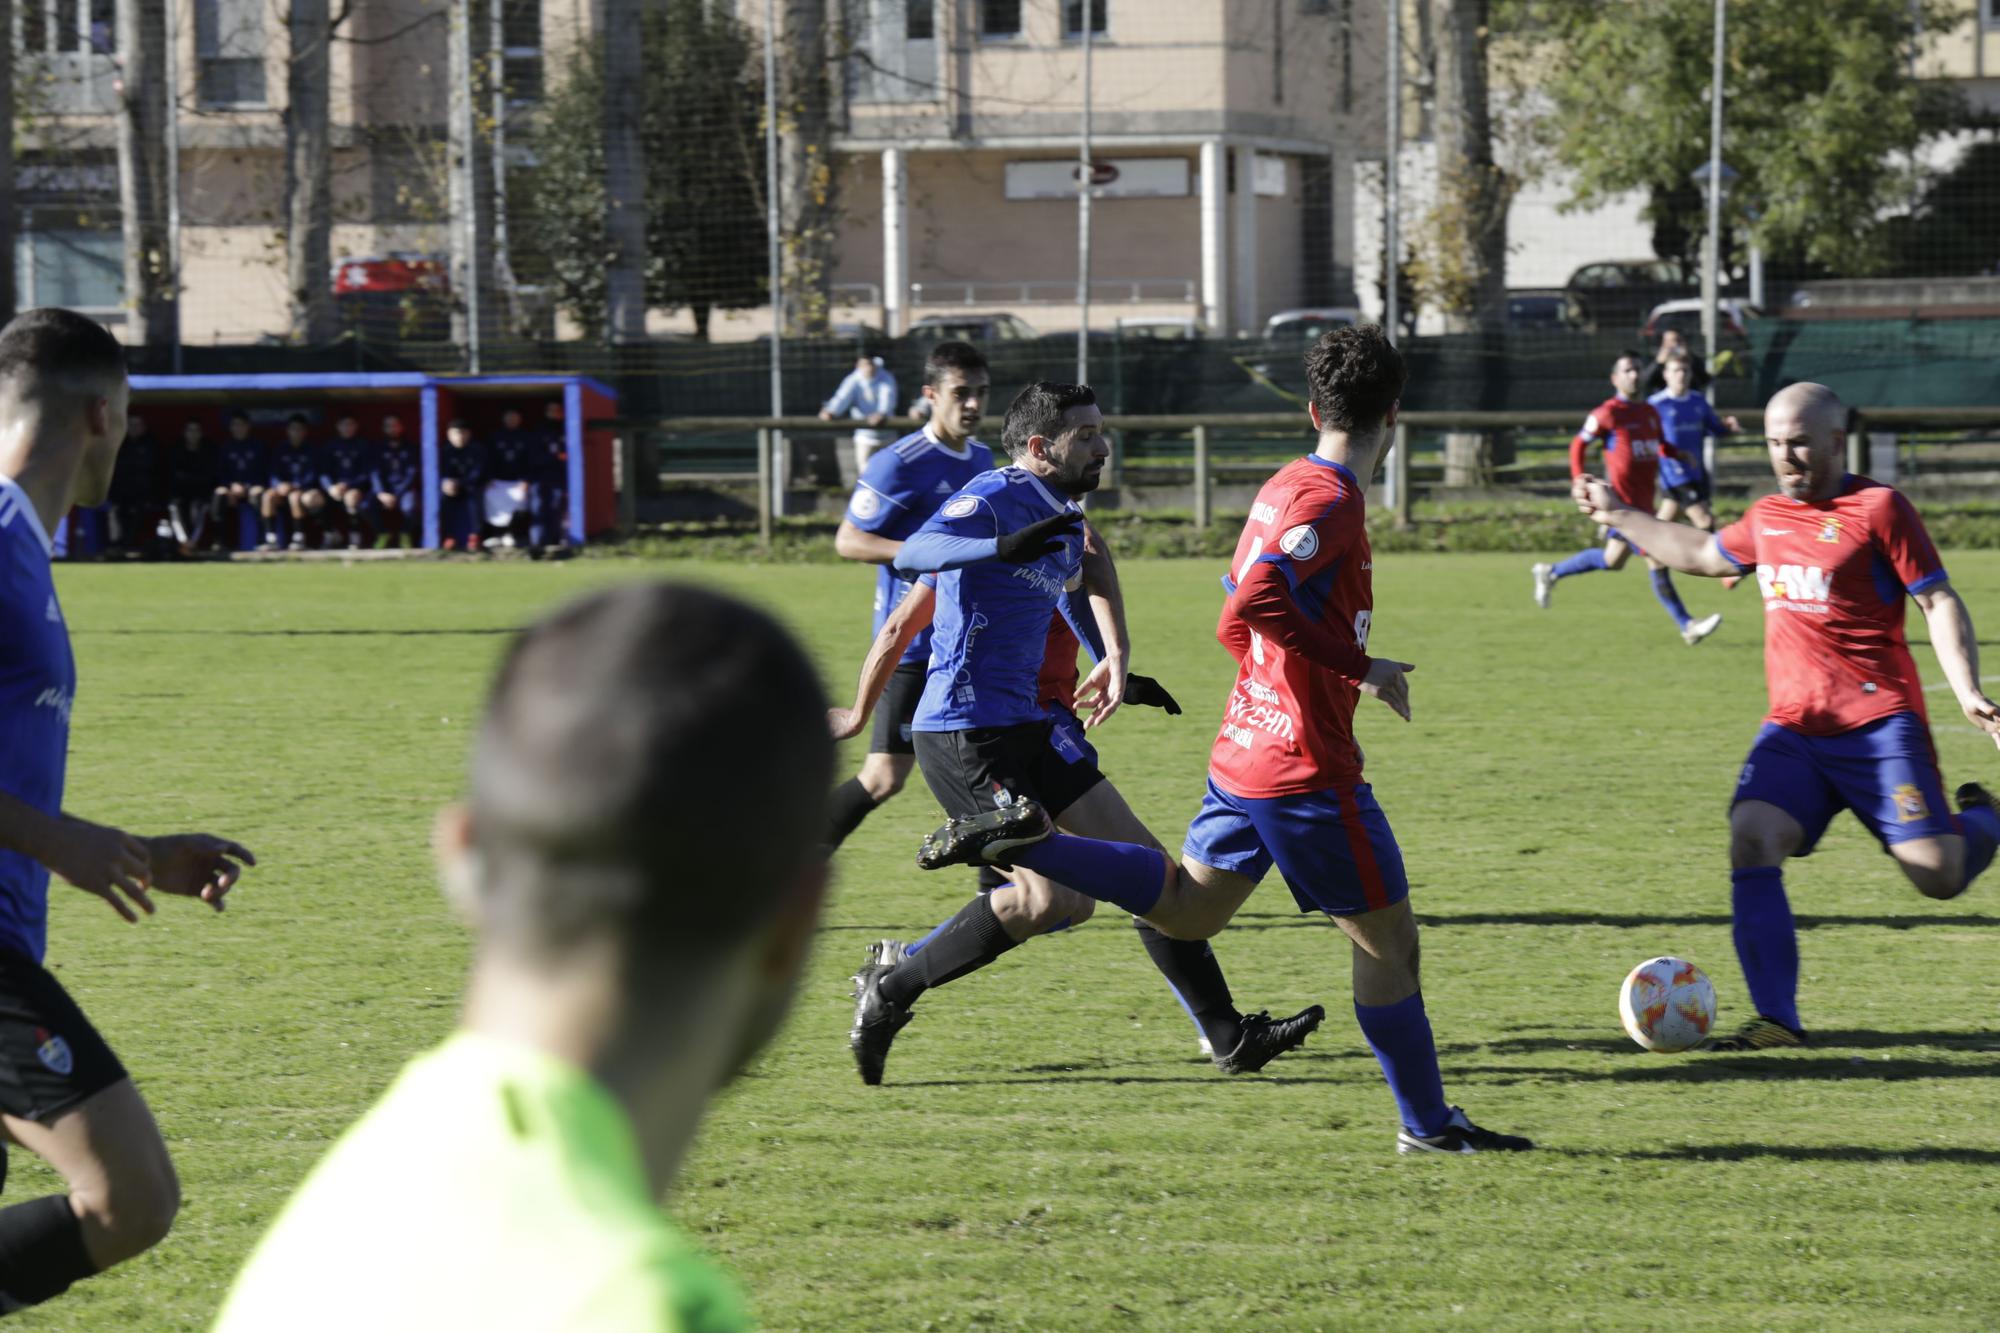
[
  {"xmin": 1571, "ymin": 476, "xmax": 1737, "ymax": 578},
  {"xmin": 144, "ymin": 833, "xmax": 256, "ymax": 912},
  {"xmin": 829, "ymin": 581, "xmax": 937, "ymax": 741},
  {"xmin": 893, "ymin": 510, "xmax": 1081, "ymax": 574},
  {"xmin": 1914, "ymin": 582, "xmax": 2000, "ymax": 746},
  {"xmin": 0, "ymin": 796, "xmax": 155, "ymax": 922},
  {"xmin": 833, "ymin": 519, "xmax": 903, "ymax": 565}
]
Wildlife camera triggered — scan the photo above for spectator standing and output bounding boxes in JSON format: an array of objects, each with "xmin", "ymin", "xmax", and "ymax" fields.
[
  {"xmin": 318, "ymin": 413, "xmax": 378, "ymax": 550},
  {"xmin": 213, "ymin": 411, "xmax": 268, "ymax": 551},
  {"xmin": 535, "ymin": 400, "xmax": 569, "ymax": 552},
  {"xmin": 371, "ymin": 415, "xmax": 421, "ymax": 549},
  {"xmin": 163, "ymin": 421, "xmax": 217, "ymax": 555},
  {"xmin": 1644, "ymin": 329, "xmax": 1711, "ymax": 396},
  {"xmin": 819, "ymin": 355, "xmax": 899, "ymax": 475},
  {"xmin": 438, "ymin": 419, "xmax": 486, "ymax": 551}
]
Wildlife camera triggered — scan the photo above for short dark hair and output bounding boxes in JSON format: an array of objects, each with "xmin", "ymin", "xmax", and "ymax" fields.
[
  {"xmin": 1303, "ymin": 323, "xmax": 1406, "ymax": 433},
  {"xmin": 448, "ymin": 417, "xmax": 469, "ymax": 431},
  {"xmin": 1001, "ymin": 382, "xmax": 1097, "ymax": 460},
  {"xmin": 1614, "ymin": 350, "xmax": 1643, "ymax": 372},
  {"xmin": 469, "ymin": 583, "xmax": 832, "ymax": 962},
  {"xmin": 228, "ymin": 409, "xmax": 251, "ymax": 424},
  {"xmin": 923, "ymin": 340, "xmax": 989, "ymax": 388},
  {"xmin": 287, "ymin": 412, "xmax": 309, "ymax": 427},
  {"xmin": 0, "ymin": 308, "xmax": 126, "ymax": 401}
]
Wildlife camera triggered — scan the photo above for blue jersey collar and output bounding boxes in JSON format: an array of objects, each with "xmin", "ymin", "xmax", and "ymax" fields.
[
  {"xmin": 0, "ymin": 475, "xmax": 53, "ymax": 556},
  {"xmin": 1017, "ymin": 468, "xmax": 1077, "ymax": 513},
  {"xmin": 1303, "ymin": 454, "xmax": 1360, "ymax": 489},
  {"xmin": 922, "ymin": 422, "xmax": 978, "ymax": 460}
]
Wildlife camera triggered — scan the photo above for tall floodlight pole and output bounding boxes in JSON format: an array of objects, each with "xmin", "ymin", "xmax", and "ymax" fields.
[
  {"xmin": 164, "ymin": 0, "xmax": 183, "ymax": 373},
  {"xmin": 1076, "ymin": 7, "xmax": 1094, "ymax": 385},
  {"xmin": 1382, "ymin": 0, "xmax": 1402, "ymax": 513},
  {"xmin": 764, "ymin": 0, "xmax": 784, "ymax": 516},
  {"xmin": 1702, "ymin": 0, "xmax": 1724, "ymax": 401}
]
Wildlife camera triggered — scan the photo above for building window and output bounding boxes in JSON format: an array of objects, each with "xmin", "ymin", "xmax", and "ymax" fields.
[
  {"xmin": 195, "ymin": 0, "xmax": 266, "ymax": 106},
  {"xmin": 906, "ymin": 0, "xmax": 933, "ymax": 40},
  {"xmin": 500, "ymin": 0, "xmax": 542, "ymax": 103},
  {"xmin": 853, "ymin": 0, "xmax": 937, "ymax": 102},
  {"xmin": 1063, "ymin": 0, "xmax": 1104, "ymax": 37},
  {"xmin": 1984, "ymin": 0, "xmax": 2000, "ymax": 27},
  {"xmin": 14, "ymin": 228, "xmax": 124, "ymax": 314},
  {"xmin": 981, "ymin": 0, "xmax": 1020, "ymax": 37},
  {"xmin": 16, "ymin": 0, "xmax": 113, "ymax": 54}
]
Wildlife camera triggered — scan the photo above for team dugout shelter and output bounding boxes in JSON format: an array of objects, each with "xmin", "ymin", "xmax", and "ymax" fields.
[{"xmin": 125, "ymin": 372, "xmax": 619, "ymax": 549}]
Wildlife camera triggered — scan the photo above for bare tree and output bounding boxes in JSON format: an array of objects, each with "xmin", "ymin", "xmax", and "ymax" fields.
[
  {"xmin": 778, "ymin": 0, "xmax": 835, "ymax": 335},
  {"xmin": 602, "ymin": 0, "xmax": 646, "ymax": 342},
  {"xmin": 0, "ymin": 0, "xmax": 15, "ymax": 322},
  {"xmin": 286, "ymin": 0, "xmax": 341, "ymax": 343},
  {"xmin": 447, "ymin": 0, "xmax": 498, "ymax": 359},
  {"xmin": 116, "ymin": 0, "xmax": 177, "ymax": 353},
  {"xmin": 1421, "ymin": 0, "xmax": 1511, "ymax": 484}
]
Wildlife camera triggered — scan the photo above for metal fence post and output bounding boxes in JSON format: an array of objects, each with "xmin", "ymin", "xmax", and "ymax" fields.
[
  {"xmin": 756, "ymin": 426, "xmax": 773, "ymax": 551},
  {"xmin": 1392, "ymin": 422, "xmax": 1412, "ymax": 528},
  {"xmin": 1846, "ymin": 410, "xmax": 1867, "ymax": 478},
  {"xmin": 616, "ymin": 432, "xmax": 638, "ymax": 537},
  {"xmin": 1193, "ymin": 424, "xmax": 1210, "ymax": 530}
]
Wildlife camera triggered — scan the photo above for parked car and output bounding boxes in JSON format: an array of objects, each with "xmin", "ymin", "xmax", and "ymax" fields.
[
  {"xmin": 1563, "ymin": 259, "xmax": 1696, "ymax": 335},
  {"xmin": 907, "ymin": 312, "xmax": 1041, "ymax": 343},
  {"xmin": 1506, "ymin": 289, "xmax": 1570, "ymax": 330},
  {"xmin": 1260, "ymin": 307, "xmax": 1361, "ymax": 345},
  {"xmin": 1641, "ymin": 298, "xmax": 1759, "ymax": 343},
  {"xmin": 1111, "ymin": 316, "xmax": 1204, "ymax": 341}
]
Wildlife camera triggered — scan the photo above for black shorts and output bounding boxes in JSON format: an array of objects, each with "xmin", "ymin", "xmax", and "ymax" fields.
[
  {"xmin": 1662, "ymin": 475, "xmax": 1712, "ymax": 509},
  {"xmin": 0, "ymin": 951, "xmax": 126, "ymax": 1122},
  {"xmin": 869, "ymin": 661, "xmax": 928, "ymax": 756},
  {"xmin": 913, "ymin": 719, "xmax": 1106, "ymax": 825}
]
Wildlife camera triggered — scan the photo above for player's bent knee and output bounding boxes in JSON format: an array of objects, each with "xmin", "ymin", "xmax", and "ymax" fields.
[{"xmin": 77, "ymin": 1159, "xmax": 180, "ymax": 1266}]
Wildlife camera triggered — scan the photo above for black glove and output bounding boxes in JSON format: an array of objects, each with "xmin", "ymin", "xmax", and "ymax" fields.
[
  {"xmin": 1125, "ymin": 673, "xmax": 1181, "ymax": 715},
  {"xmin": 994, "ymin": 511, "xmax": 1083, "ymax": 564}
]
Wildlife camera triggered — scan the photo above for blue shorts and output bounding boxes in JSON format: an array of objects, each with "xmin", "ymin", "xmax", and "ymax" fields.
[
  {"xmin": 1044, "ymin": 706, "xmax": 1098, "ymax": 769},
  {"xmin": 1182, "ymin": 778, "xmax": 1409, "ymax": 916},
  {"xmin": 1733, "ymin": 712, "xmax": 1957, "ymax": 855},
  {"xmin": 1603, "ymin": 526, "xmax": 1646, "ymax": 556}
]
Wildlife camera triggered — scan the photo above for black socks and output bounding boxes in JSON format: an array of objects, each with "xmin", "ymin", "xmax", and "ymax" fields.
[
  {"xmin": 1134, "ymin": 919, "xmax": 1243, "ymax": 1055},
  {"xmin": 880, "ymin": 894, "xmax": 1019, "ymax": 1008},
  {"xmin": 825, "ymin": 777, "xmax": 881, "ymax": 849}
]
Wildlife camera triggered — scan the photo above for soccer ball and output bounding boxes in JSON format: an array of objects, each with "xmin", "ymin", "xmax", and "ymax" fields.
[{"xmin": 1618, "ymin": 957, "xmax": 1716, "ymax": 1052}]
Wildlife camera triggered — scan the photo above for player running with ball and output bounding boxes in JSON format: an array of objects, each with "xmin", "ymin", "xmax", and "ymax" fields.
[
  {"xmin": 919, "ymin": 327, "xmax": 1532, "ymax": 1154},
  {"xmin": 1572, "ymin": 381, "xmax": 2000, "ymax": 1051},
  {"xmin": 1533, "ymin": 351, "xmax": 1722, "ymax": 646}
]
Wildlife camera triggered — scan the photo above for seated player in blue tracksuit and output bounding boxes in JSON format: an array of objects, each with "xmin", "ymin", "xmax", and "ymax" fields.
[
  {"xmin": 483, "ymin": 408, "xmax": 542, "ymax": 549},
  {"xmin": 437, "ymin": 419, "xmax": 486, "ymax": 550},
  {"xmin": 213, "ymin": 411, "xmax": 268, "ymax": 550},
  {"xmin": 318, "ymin": 413, "xmax": 378, "ymax": 550},
  {"xmin": 264, "ymin": 414, "xmax": 326, "ymax": 550},
  {"xmin": 370, "ymin": 415, "xmax": 421, "ymax": 548},
  {"xmin": 1647, "ymin": 348, "xmax": 1739, "ymax": 534}
]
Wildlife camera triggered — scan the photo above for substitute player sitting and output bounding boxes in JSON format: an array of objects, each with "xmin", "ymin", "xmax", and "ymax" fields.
[
  {"xmin": 1532, "ymin": 351, "xmax": 1722, "ymax": 646},
  {"xmin": 1571, "ymin": 381, "xmax": 2000, "ymax": 1051}
]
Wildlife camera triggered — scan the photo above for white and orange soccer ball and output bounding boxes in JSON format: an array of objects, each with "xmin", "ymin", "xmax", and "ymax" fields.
[{"xmin": 1618, "ymin": 957, "xmax": 1717, "ymax": 1053}]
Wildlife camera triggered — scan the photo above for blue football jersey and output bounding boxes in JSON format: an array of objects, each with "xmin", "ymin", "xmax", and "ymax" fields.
[
  {"xmin": 270, "ymin": 441, "xmax": 320, "ymax": 488},
  {"xmin": 1648, "ymin": 391, "xmax": 1725, "ymax": 488},
  {"xmin": 218, "ymin": 437, "xmax": 267, "ymax": 486},
  {"xmin": 486, "ymin": 430, "xmax": 542, "ymax": 482},
  {"xmin": 0, "ymin": 479, "xmax": 75, "ymax": 962},
  {"xmin": 912, "ymin": 467, "xmax": 1086, "ymax": 732},
  {"xmin": 845, "ymin": 428, "xmax": 993, "ymax": 666},
  {"xmin": 373, "ymin": 441, "xmax": 422, "ymax": 496},
  {"xmin": 318, "ymin": 437, "xmax": 376, "ymax": 489}
]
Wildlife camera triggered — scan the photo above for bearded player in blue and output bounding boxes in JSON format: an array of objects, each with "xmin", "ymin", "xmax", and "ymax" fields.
[
  {"xmin": 0, "ymin": 308, "xmax": 255, "ymax": 1315},
  {"xmin": 846, "ymin": 380, "xmax": 1323, "ymax": 1084}
]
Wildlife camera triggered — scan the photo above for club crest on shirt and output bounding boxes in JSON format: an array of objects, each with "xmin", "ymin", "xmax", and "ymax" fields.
[
  {"xmin": 1816, "ymin": 516, "xmax": 1843, "ymax": 544},
  {"xmin": 1279, "ymin": 524, "xmax": 1319, "ymax": 560},
  {"xmin": 34, "ymin": 1028, "xmax": 72, "ymax": 1077},
  {"xmin": 1893, "ymin": 784, "xmax": 1929, "ymax": 822},
  {"xmin": 941, "ymin": 496, "xmax": 979, "ymax": 519},
  {"xmin": 848, "ymin": 487, "xmax": 882, "ymax": 521}
]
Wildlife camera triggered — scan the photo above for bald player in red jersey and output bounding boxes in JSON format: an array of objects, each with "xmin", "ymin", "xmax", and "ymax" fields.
[
  {"xmin": 1573, "ymin": 381, "xmax": 2000, "ymax": 1051},
  {"xmin": 1533, "ymin": 352, "xmax": 1723, "ymax": 646}
]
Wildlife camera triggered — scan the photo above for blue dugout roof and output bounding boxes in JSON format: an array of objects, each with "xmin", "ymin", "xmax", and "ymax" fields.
[{"xmin": 130, "ymin": 371, "xmax": 620, "ymax": 399}]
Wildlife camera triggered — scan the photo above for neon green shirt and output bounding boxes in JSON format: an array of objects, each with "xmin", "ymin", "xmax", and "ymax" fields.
[{"xmin": 214, "ymin": 1032, "xmax": 749, "ymax": 1332}]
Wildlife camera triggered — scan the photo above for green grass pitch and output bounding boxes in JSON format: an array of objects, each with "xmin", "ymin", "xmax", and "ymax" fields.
[{"xmin": 17, "ymin": 551, "xmax": 2000, "ymax": 1330}]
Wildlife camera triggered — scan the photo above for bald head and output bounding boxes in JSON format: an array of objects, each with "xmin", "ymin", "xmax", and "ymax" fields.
[{"xmin": 1763, "ymin": 382, "xmax": 1847, "ymax": 502}]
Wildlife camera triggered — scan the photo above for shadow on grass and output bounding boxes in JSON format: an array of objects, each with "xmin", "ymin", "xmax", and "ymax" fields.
[
  {"xmin": 1451, "ymin": 1055, "xmax": 1999, "ymax": 1085},
  {"xmin": 1580, "ymin": 1144, "xmax": 2000, "ymax": 1165},
  {"xmin": 1455, "ymin": 1029, "xmax": 2000, "ymax": 1056},
  {"xmin": 1210, "ymin": 911, "xmax": 2000, "ymax": 931}
]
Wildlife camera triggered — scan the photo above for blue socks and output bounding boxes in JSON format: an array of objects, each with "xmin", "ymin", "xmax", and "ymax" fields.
[
  {"xmin": 1730, "ymin": 866, "xmax": 1801, "ymax": 1032},
  {"xmin": 1650, "ymin": 569, "xmax": 1693, "ymax": 628},
  {"xmin": 1959, "ymin": 806, "xmax": 2000, "ymax": 886},
  {"xmin": 1551, "ymin": 547, "xmax": 1608, "ymax": 579},
  {"xmin": 1354, "ymin": 992, "xmax": 1449, "ymax": 1137},
  {"xmin": 1006, "ymin": 836, "xmax": 1166, "ymax": 916},
  {"xmin": 906, "ymin": 884, "xmax": 1068, "ymax": 957}
]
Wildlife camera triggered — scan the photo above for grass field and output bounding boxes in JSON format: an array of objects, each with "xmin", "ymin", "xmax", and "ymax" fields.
[{"xmin": 18, "ymin": 550, "xmax": 2000, "ymax": 1330}]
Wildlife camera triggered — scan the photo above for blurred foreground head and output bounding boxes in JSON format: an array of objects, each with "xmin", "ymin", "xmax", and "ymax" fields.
[{"xmin": 458, "ymin": 582, "xmax": 833, "ymax": 1071}]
